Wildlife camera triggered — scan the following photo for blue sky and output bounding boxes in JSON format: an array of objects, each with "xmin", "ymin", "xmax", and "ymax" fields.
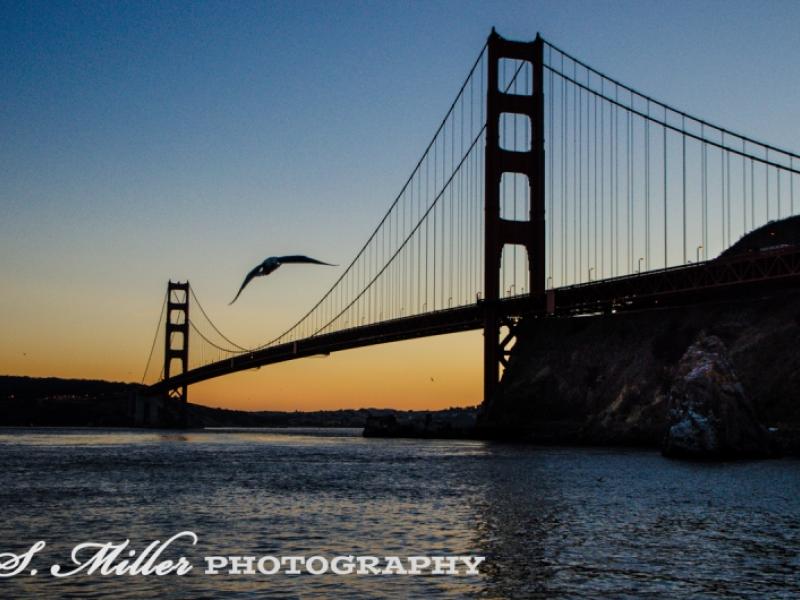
[{"xmin": 1, "ymin": 0, "xmax": 799, "ymax": 407}]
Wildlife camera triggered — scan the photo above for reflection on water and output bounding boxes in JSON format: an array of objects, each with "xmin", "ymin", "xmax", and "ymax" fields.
[{"xmin": 0, "ymin": 428, "xmax": 798, "ymax": 598}]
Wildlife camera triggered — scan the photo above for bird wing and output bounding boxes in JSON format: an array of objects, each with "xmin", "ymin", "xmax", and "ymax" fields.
[
  {"xmin": 229, "ymin": 263, "xmax": 263, "ymax": 305},
  {"xmin": 277, "ymin": 255, "xmax": 336, "ymax": 266}
]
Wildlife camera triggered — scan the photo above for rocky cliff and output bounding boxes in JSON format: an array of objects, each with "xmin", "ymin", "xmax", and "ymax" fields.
[{"xmin": 482, "ymin": 289, "xmax": 800, "ymax": 455}]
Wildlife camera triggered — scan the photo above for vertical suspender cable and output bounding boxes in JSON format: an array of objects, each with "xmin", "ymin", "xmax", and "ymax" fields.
[
  {"xmin": 645, "ymin": 100, "xmax": 650, "ymax": 269},
  {"xmin": 742, "ymin": 139, "xmax": 747, "ymax": 235},
  {"xmin": 682, "ymin": 115, "xmax": 687, "ymax": 264},
  {"xmin": 600, "ymin": 80, "xmax": 605, "ymax": 278},
  {"xmin": 594, "ymin": 83, "xmax": 598, "ymax": 276},
  {"xmin": 702, "ymin": 125, "xmax": 707, "ymax": 258},
  {"xmin": 766, "ymin": 148, "xmax": 770, "ymax": 222},
  {"xmin": 578, "ymin": 74, "xmax": 583, "ymax": 280},
  {"xmin": 663, "ymin": 106, "xmax": 668, "ymax": 268},
  {"xmin": 573, "ymin": 61, "xmax": 578, "ymax": 282}
]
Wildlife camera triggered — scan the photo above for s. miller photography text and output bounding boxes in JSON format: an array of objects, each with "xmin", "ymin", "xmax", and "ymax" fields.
[{"xmin": 0, "ymin": 532, "xmax": 485, "ymax": 578}]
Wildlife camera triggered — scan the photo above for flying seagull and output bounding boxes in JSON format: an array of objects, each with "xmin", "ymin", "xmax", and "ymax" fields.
[{"xmin": 229, "ymin": 255, "xmax": 335, "ymax": 305}]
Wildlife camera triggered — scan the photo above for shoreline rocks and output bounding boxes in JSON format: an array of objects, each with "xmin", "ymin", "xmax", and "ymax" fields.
[{"xmin": 661, "ymin": 333, "xmax": 771, "ymax": 459}]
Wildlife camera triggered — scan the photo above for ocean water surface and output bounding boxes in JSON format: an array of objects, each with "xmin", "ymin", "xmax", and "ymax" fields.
[{"xmin": 0, "ymin": 427, "xmax": 798, "ymax": 598}]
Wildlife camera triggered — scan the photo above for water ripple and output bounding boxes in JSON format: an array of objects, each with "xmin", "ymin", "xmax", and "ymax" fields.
[{"xmin": 0, "ymin": 428, "xmax": 798, "ymax": 598}]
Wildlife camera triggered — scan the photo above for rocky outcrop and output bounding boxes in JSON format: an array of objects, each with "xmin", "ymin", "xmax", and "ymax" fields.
[
  {"xmin": 589, "ymin": 383, "xmax": 668, "ymax": 447},
  {"xmin": 481, "ymin": 288, "xmax": 800, "ymax": 455},
  {"xmin": 661, "ymin": 333, "xmax": 771, "ymax": 459}
]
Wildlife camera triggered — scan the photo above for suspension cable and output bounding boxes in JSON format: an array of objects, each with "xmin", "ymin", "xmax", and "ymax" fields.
[
  {"xmin": 312, "ymin": 128, "xmax": 485, "ymax": 336},
  {"xmin": 542, "ymin": 38, "xmax": 800, "ymax": 162},
  {"xmin": 188, "ymin": 319, "xmax": 242, "ymax": 354},
  {"xmin": 141, "ymin": 290, "xmax": 167, "ymax": 383},
  {"xmin": 257, "ymin": 41, "xmax": 490, "ymax": 349},
  {"xmin": 261, "ymin": 48, "xmax": 527, "ymax": 348},
  {"xmin": 189, "ymin": 287, "xmax": 251, "ymax": 352},
  {"xmin": 544, "ymin": 66, "xmax": 800, "ymax": 175}
]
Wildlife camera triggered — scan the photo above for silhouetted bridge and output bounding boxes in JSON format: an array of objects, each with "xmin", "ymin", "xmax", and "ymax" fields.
[{"xmin": 142, "ymin": 30, "xmax": 800, "ymax": 407}]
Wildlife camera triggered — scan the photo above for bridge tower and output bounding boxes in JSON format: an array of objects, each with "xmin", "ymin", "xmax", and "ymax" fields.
[
  {"xmin": 483, "ymin": 30, "xmax": 546, "ymax": 407},
  {"xmin": 164, "ymin": 280, "xmax": 190, "ymax": 406}
]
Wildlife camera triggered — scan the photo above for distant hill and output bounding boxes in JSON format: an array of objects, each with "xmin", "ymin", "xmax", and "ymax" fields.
[
  {"xmin": 0, "ymin": 375, "xmax": 476, "ymax": 429},
  {"xmin": 0, "ymin": 375, "xmax": 144, "ymax": 427},
  {"xmin": 0, "ymin": 375, "xmax": 144, "ymax": 401},
  {"xmin": 719, "ymin": 215, "xmax": 800, "ymax": 258}
]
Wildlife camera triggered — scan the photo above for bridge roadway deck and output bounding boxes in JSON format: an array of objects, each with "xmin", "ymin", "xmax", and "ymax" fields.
[{"xmin": 150, "ymin": 246, "xmax": 800, "ymax": 393}]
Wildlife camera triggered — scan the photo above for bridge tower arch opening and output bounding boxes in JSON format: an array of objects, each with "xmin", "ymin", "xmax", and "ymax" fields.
[{"xmin": 483, "ymin": 30, "xmax": 546, "ymax": 409}]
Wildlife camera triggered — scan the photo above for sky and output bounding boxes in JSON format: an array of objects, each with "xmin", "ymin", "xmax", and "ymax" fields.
[{"xmin": 2, "ymin": 0, "xmax": 799, "ymax": 411}]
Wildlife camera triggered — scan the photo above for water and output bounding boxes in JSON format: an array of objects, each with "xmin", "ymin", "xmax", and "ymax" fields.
[{"xmin": 0, "ymin": 428, "xmax": 798, "ymax": 598}]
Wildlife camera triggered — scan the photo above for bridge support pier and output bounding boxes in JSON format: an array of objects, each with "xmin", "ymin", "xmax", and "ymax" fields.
[
  {"xmin": 483, "ymin": 30, "xmax": 546, "ymax": 409},
  {"xmin": 164, "ymin": 280, "xmax": 190, "ymax": 425}
]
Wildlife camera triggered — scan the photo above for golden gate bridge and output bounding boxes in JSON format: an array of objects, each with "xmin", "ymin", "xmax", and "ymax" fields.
[{"xmin": 141, "ymin": 30, "xmax": 800, "ymax": 412}]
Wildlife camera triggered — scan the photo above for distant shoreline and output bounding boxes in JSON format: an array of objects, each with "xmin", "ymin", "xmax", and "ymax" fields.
[{"xmin": 0, "ymin": 375, "xmax": 476, "ymax": 429}]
